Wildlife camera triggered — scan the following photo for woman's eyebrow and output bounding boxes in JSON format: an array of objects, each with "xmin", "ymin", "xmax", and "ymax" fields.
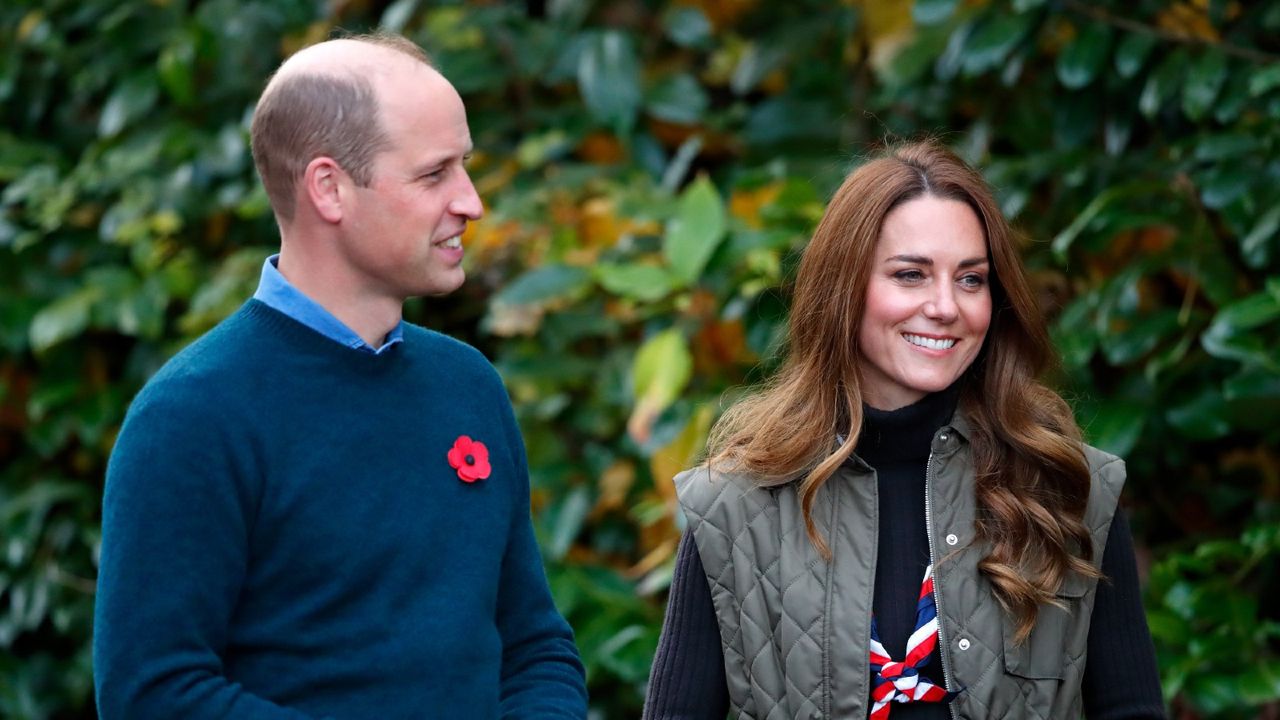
[{"xmin": 884, "ymin": 255, "xmax": 988, "ymax": 267}]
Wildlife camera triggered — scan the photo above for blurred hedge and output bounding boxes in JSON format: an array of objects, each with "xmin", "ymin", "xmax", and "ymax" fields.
[{"xmin": 2, "ymin": 0, "xmax": 1278, "ymax": 718}]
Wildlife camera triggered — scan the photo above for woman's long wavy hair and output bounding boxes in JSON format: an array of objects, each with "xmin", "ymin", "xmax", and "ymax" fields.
[{"xmin": 707, "ymin": 140, "xmax": 1098, "ymax": 640}]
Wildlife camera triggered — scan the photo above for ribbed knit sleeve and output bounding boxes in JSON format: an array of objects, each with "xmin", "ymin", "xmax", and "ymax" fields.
[
  {"xmin": 492, "ymin": 376, "xmax": 588, "ymax": 718},
  {"xmin": 643, "ymin": 533, "xmax": 730, "ymax": 720},
  {"xmin": 1083, "ymin": 511, "xmax": 1167, "ymax": 719}
]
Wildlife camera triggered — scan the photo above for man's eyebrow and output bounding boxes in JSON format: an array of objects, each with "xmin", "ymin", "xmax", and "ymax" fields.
[
  {"xmin": 411, "ymin": 146, "xmax": 473, "ymax": 174},
  {"xmin": 885, "ymin": 254, "xmax": 989, "ymax": 268}
]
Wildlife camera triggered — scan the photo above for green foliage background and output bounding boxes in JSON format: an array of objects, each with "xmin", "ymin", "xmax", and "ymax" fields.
[{"xmin": 2, "ymin": 0, "xmax": 1279, "ymax": 717}]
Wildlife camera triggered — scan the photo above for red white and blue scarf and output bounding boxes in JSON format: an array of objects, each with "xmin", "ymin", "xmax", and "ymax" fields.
[{"xmin": 868, "ymin": 564, "xmax": 952, "ymax": 719}]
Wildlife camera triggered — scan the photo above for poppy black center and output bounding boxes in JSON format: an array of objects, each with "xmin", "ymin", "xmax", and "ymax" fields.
[{"xmin": 465, "ymin": 454, "xmax": 475, "ymax": 465}]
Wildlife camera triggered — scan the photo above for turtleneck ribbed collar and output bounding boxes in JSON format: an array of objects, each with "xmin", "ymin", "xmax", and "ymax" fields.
[{"xmin": 856, "ymin": 385, "xmax": 960, "ymax": 465}]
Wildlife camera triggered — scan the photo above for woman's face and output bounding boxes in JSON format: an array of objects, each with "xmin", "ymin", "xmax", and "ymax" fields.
[{"xmin": 857, "ymin": 195, "xmax": 992, "ymax": 410}]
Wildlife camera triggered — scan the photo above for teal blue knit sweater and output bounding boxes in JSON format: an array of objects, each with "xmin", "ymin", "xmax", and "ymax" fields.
[{"xmin": 94, "ymin": 300, "xmax": 586, "ymax": 719}]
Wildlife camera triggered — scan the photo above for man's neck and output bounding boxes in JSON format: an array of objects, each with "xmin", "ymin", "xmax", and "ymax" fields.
[{"xmin": 275, "ymin": 247, "xmax": 402, "ymax": 348}]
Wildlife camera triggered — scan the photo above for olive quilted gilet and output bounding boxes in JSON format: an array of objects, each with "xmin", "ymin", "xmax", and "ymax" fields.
[{"xmin": 674, "ymin": 413, "xmax": 1125, "ymax": 720}]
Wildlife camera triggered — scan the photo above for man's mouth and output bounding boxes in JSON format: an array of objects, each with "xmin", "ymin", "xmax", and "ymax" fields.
[{"xmin": 903, "ymin": 333, "xmax": 957, "ymax": 350}]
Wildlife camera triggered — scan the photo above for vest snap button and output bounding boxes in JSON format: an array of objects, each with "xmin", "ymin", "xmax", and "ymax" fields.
[
  {"xmin": 958, "ymin": 638, "xmax": 971, "ymax": 651},
  {"xmin": 945, "ymin": 533, "xmax": 958, "ymax": 546}
]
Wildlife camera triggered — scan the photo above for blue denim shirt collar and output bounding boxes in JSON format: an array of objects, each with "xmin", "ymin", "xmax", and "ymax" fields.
[{"xmin": 252, "ymin": 254, "xmax": 404, "ymax": 355}]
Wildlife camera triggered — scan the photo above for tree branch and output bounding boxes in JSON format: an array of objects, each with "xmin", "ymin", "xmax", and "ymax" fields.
[{"xmin": 1062, "ymin": 0, "xmax": 1280, "ymax": 65}]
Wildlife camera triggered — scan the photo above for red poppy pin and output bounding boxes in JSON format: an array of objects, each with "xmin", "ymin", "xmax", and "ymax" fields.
[{"xmin": 447, "ymin": 435, "xmax": 491, "ymax": 483}]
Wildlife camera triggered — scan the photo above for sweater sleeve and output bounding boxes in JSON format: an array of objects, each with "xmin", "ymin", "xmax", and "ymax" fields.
[
  {"xmin": 1083, "ymin": 511, "xmax": 1167, "ymax": 720},
  {"xmin": 93, "ymin": 388, "xmax": 318, "ymax": 720},
  {"xmin": 493, "ymin": 396, "xmax": 588, "ymax": 718},
  {"xmin": 643, "ymin": 532, "xmax": 730, "ymax": 720}
]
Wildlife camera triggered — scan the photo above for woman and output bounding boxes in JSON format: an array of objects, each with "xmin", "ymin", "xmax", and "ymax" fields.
[{"xmin": 644, "ymin": 141, "xmax": 1164, "ymax": 719}]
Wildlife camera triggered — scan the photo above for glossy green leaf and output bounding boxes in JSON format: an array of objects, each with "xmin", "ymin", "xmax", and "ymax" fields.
[
  {"xmin": 1100, "ymin": 309, "xmax": 1180, "ymax": 366},
  {"xmin": 1201, "ymin": 291, "xmax": 1280, "ymax": 369},
  {"xmin": 379, "ymin": 0, "xmax": 421, "ymax": 32},
  {"xmin": 98, "ymin": 72, "xmax": 160, "ymax": 138},
  {"xmin": 1113, "ymin": 32, "xmax": 1156, "ymax": 79},
  {"xmin": 962, "ymin": 14, "xmax": 1032, "ymax": 76},
  {"xmin": 1139, "ymin": 51, "xmax": 1188, "ymax": 118},
  {"xmin": 646, "ymin": 73, "xmax": 709, "ymax": 125},
  {"xmin": 1051, "ymin": 296, "xmax": 1097, "ymax": 369},
  {"xmin": 1056, "ymin": 23, "xmax": 1110, "ymax": 89},
  {"xmin": 913, "ymin": 0, "xmax": 959, "ymax": 26},
  {"xmin": 1249, "ymin": 63, "xmax": 1280, "ymax": 97},
  {"xmin": 730, "ymin": 44, "xmax": 786, "ymax": 96},
  {"xmin": 156, "ymin": 35, "xmax": 196, "ymax": 107},
  {"xmin": 1051, "ymin": 182, "xmax": 1158, "ymax": 260},
  {"xmin": 1241, "ymin": 205, "xmax": 1280, "ymax": 269},
  {"xmin": 663, "ymin": 175, "xmax": 726, "ymax": 285},
  {"xmin": 1166, "ymin": 389, "xmax": 1232, "ymax": 440},
  {"xmin": 1193, "ymin": 133, "xmax": 1260, "ymax": 162},
  {"xmin": 29, "ymin": 288, "xmax": 98, "ymax": 354},
  {"xmin": 664, "ymin": 7, "xmax": 712, "ymax": 48},
  {"xmin": 1198, "ymin": 163, "xmax": 1251, "ymax": 210},
  {"xmin": 1082, "ymin": 398, "xmax": 1147, "ymax": 457},
  {"xmin": 577, "ymin": 31, "xmax": 642, "ymax": 132},
  {"xmin": 1182, "ymin": 50, "xmax": 1227, "ymax": 121},
  {"xmin": 1236, "ymin": 660, "xmax": 1280, "ymax": 704},
  {"xmin": 492, "ymin": 264, "xmax": 592, "ymax": 306},
  {"xmin": 594, "ymin": 263, "xmax": 675, "ymax": 302},
  {"xmin": 546, "ymin": 486, "xmax": 591, "ymax": 560},
  {"xmin": 1223, "ymin": 367, "xmax": 1280, "ymax": 401}
]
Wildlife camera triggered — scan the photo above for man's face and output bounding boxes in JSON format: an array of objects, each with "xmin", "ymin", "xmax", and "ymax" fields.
[{"xmin": 340, "ymin": 62, "xmax": 483, "ymax": 299}]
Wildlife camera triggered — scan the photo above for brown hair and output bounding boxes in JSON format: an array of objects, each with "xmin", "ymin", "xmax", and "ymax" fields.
[
  {"xmin": 249, "ymin": 33, "xmax": 432, "ymax": 222},
  {"xmin": 707, "ymin": 140, "xmax": 1098, "ymax": 641}
]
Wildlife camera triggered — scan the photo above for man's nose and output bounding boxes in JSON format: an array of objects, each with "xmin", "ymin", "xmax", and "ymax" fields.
[{"xmin": 449, "ymin": 171, "xmax": 484, "ymax": 220}]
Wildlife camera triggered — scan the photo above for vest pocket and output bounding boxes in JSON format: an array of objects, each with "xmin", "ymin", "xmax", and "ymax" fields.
[{"xmin": 1001, "ymin": 579, "xmax": 1088, "ymax": 680}]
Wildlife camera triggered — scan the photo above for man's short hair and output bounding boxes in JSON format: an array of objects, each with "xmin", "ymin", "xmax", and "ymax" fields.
[{"xmin": 249, "ymin": 33, "xmax": 432, "ymax": 222}]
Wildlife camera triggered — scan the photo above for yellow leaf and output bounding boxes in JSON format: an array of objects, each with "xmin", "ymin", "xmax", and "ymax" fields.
[
  {"xmin": 627, "ymin": 329, "xmax": 693, "ymax": 444},
  {"xmin": 579, "ymin": 197, "xmax": 621, "ymax": 247},
  {"xmin": 729, "ymin": 181, "xmax": 783, "ymax": 229},
  {"xmin": 150, "ymin": 211, "xmax": 182, "ymax": 236},
  {"xmin": 577, "ymin": 132, "xmax": 627, "ymax": 164},
  {"xmin": 595, "ymin": 460, "xmax": 637, "ymax": 513},
  {"xmin": 1156, "ymin": 2, "xmax": 1220, "ymax": 42},
  {"xmin": 650, "ymin": 404, "xmax": 715, "ymax": 503},
  {"xmin": 17, "ymin": 11, "xmax": 44, "ymax": 41},
  {"xmin": 628, "ymin": 537, "xmax": 678, "ymax": 577}
]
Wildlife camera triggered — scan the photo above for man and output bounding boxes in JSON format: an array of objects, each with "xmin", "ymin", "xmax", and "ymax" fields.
[{"xmin": 93, "ymin": 34, "xmax": 587, "ymax": 719}]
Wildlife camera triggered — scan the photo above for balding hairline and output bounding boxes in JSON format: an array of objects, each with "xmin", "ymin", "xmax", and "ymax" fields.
[{"xmin": 250, "ymin": 33, "xmax": 437, "ymax": 223}]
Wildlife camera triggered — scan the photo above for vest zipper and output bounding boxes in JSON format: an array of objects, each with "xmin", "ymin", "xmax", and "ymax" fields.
[{"xmin": 924, "ymin": 442, "xmax": 960, "ymax": 720}]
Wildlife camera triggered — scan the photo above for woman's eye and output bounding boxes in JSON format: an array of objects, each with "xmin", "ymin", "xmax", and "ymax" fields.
[
  {"xmin": 959, "ymin": 274, "xmax": 986, "ymax": 289},
  {"xmin": 893, "ymin": 269, "xmax": 925, "ymax": 282}
]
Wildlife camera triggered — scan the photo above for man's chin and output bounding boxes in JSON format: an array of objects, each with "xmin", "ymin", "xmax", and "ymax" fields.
[{"xmin": 420, "ymin": 272, "xmax": 466, "ymax": 298}]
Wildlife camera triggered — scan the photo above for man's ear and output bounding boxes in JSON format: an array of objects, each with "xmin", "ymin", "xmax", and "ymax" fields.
[{"xmin": 302, "ymin": 157, "xmax": 346, "ymax": 224}]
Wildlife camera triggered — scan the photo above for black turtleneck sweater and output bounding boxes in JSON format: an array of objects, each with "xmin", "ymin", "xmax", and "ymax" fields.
[{"xmin": 643, "ymin": 392, "xmax": 1166, "ymax": 719}]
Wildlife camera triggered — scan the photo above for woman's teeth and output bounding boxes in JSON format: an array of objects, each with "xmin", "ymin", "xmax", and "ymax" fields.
[
  {"xmin": 904, "ymin": 333, "xmax": 956, "ymax": 350},
  {"xmin": 442, "ymin": 236, "xmax": 462, "ymax": 249}
]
